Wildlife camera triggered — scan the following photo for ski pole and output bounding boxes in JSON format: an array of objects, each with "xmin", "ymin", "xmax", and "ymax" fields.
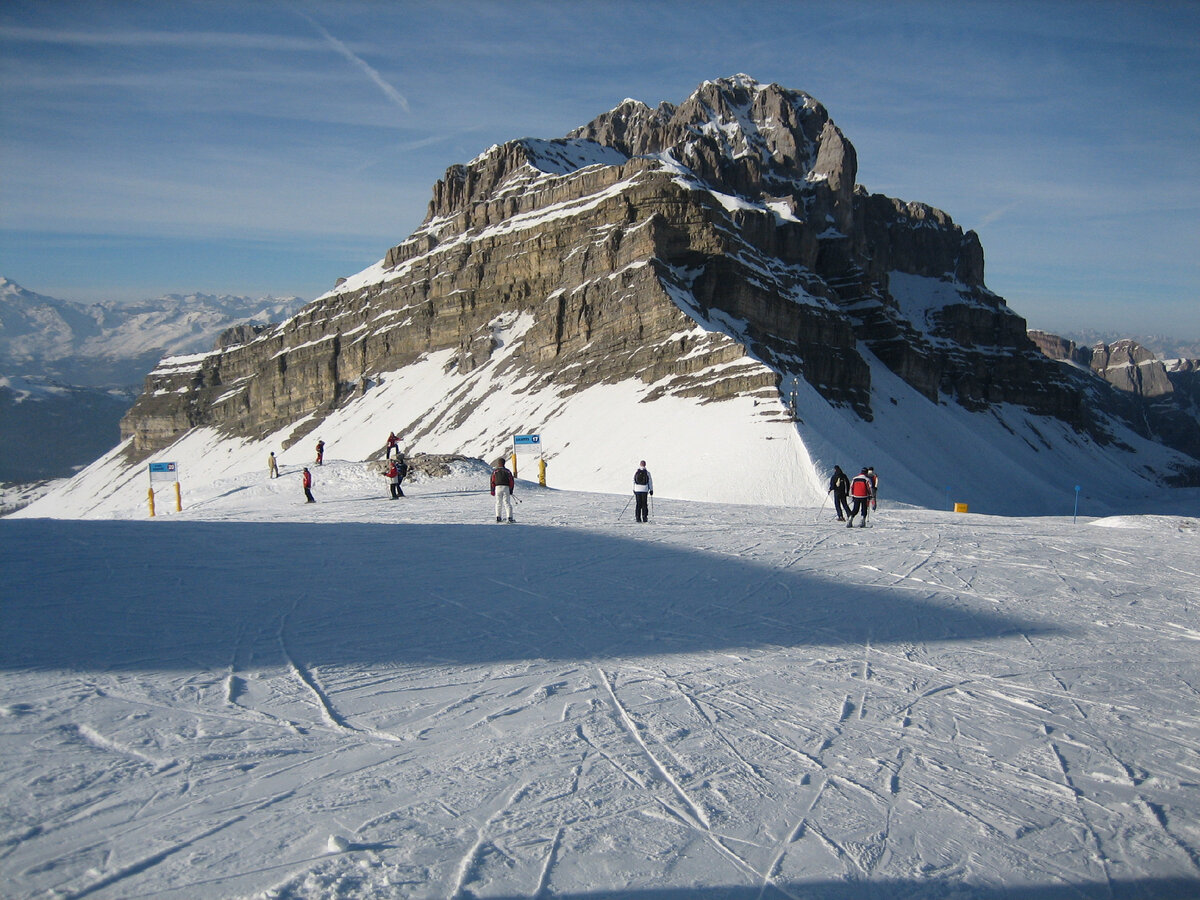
[
  {"xmin": 618, "ymin": 494, "xmax": 632, "ymax": 522},
  {"xmin": 813, "ymin": 491, "xmax": 830, "ymax": 525}
]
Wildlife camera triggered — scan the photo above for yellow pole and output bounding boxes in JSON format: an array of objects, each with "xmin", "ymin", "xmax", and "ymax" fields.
[
  {"xmin": 538, "ymin": 458, "xmax": 546, "ymax": 486},
  {"xmin": 510, "ymin": 451, "xmax": 518, "ymax": 479},
  {"xmin": 148, "ymin": 487, "xmax": 156, "ymax": 517},
  {"xmin": 174, "ymin": 481, "xmax": 182, "ymax": 512}
]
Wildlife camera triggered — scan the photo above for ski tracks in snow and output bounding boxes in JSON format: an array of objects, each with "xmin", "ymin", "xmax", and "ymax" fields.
[
  {"xmin": 447, "ymin": 780, "xmax": 531, "ymax": 900},
  {"xmin": 597, "ymin": 665, "xmax": 712, "ymax": 831},
  {"xmin": 7, "ymin": 503, "xmax": 1200, "ymax": 898},
  {"xmin": 277, "ymin": 599, "xmax": 404, "ymax": 744}
]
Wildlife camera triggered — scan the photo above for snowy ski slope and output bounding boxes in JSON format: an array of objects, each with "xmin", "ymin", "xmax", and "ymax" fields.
[{"xmin": 3, "ymin": 461, "xmax": 1199, "ymax": 898}]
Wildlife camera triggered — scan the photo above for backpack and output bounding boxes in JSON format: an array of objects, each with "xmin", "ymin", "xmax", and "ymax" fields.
[
  {"xmin": 493, "ymin": 468, "xmax": 511, "ymax": 487},
  {"xmin": 397, "ymin": 463, "xmax": 408, "ymax": 481},
  {"xmin": 634, "ymin": 468, "xmax": 649, "ymax": 485}
]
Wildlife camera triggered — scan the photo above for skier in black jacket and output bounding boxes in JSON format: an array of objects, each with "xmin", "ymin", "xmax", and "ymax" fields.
[
  {"xmin": 633, "ymin": 461, "xmax": 653, "ymax": 523},
  {"xmin": 828, "ymin": 465, "xmax": 851, "ymax": 522}
]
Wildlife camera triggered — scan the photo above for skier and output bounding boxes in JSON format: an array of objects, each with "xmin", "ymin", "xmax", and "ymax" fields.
[
  {"xmin": 315, "ymin": 440, "xmax": 325, "ymax": 466},
  {"xmin": 633, "ymin": 460, "xmax": 653, "ymax": 523},
  {"xmin": 490, "ymin": 458, "xmax": 515, "ymax": 523},
  {"xmin": 302, "ymin": 467, "xmax": 315, "ymax": 503},
  {"xmin": 828, "ymin": 465, "xmax": 850, "ymax": 521},
  {"xmin": 268, "ymin": 451, "xmax": 279, "ymax": 479},
  {"xmin": 847, "ymin": 467, "xmax": 873, "ymax": 528},
  {"xmin": 384, "ymin": 461, "xmax": 400, "ymax": 499},
  {"xmin": 867, "ymin": 466, "xmax": 879, "ymax": 511},
  {"xmin": 385, "ymin": 432, "xmax": 399, "ymax": 459}
]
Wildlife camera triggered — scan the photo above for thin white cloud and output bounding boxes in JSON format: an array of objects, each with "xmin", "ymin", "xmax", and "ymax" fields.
[
  {"xmin": 0, "ymin": 24, "xmax": 318, "ymax": 52},
  {"xmin": 978, "ymin": 201, "xmax": 1021, "ymax": 228},
  {"xmin": 294, "ymin": 12, "xmax": 410, "ymax": 115}
]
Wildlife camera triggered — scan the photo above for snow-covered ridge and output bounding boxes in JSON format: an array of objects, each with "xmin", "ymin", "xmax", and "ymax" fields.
[{"xmin": 519, "ymin": 138, "xmax": 629, "ymax": 175}]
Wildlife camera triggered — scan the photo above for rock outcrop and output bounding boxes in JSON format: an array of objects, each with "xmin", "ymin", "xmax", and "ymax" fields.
[
  {"xmin": 1030, "ymin": 331, "xmax": 1200, "ymax": 465},
  {"xmin": 120, "ymin": 76, "xmax": 1188, "ymax": 483},
  {"xmin": 1028, "ymin": 330, "xmax": 1093, "ymax": 369},
  {"xmin": 1090, "ymin": 339, "xmax": 1176, "ymax": 398}
]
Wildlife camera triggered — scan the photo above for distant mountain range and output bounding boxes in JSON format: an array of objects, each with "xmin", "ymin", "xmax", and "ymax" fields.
[
  {"xmin": 1053, "ymin": 330, "xmax": 1200, "ymax": 363},
  {"xmin": 0, "ymin": 278, "xmax": 305, "ymax": 387},
  {"xmin": 0, "ymin": 278, "xmax": 306, "ymax": 482}
]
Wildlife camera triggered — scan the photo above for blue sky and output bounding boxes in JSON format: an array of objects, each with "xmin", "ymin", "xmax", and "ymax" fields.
[{"xmin": 1, "ymin": 0, "xmax": 1196, "ymax": 336}]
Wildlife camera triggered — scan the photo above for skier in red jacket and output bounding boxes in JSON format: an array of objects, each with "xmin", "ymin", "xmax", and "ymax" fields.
[
  {"xmin": 302, "ymin": 467, "xmax": 315, "ymax": 503},
  {"xmin": 384, "ymin": 461, "xmax": 401, "ymax": 499},
  {"xmin": 847, "ymin": 467, "xmax": 873, "ymax": 528}
]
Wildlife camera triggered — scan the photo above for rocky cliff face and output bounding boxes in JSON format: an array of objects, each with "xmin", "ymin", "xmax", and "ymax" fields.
[
  {"xmin": 1089, "ymin": 339, "xmax": 1177, "ymax": 398},
  {"xmin": 120, "ymin": 76, "xmax": 1182, "ymax": 481},
  {"xmin": 1028, "ymin": 330, "xmax": 1093, "ymax": 369},
  {"xmin": 1030, "ymin": 331, "xmax": 1200, "ymax": 465}
]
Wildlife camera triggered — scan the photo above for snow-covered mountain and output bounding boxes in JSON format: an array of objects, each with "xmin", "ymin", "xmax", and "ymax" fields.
[
  {"xmin": 20, "ymin": 76, "xmax": 1200, "ymax": 518},
  {"xmin": 0, "ymin": 278, "xmax": 306, "ymax": 482},
  {"xmin": 0, "ymin": 277, "xmax": 305, "ymax": 388}
]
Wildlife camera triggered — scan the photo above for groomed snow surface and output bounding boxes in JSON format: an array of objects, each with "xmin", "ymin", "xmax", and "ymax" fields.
[{"xmin": 3, "ymin": 460, "xmax": 1199, "ymax": 899}]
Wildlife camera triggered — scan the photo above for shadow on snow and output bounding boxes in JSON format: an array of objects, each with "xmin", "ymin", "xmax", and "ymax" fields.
[{"xmin": 1, "ymin": 519, "xmax": 1062, "ymax": 673}]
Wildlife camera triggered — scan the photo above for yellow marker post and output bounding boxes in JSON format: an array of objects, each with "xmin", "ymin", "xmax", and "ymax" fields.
[
  {"xmin": 510, "ymin": 452, "xmax": 518, "ymax": 479},
  {"xmin": 148, "ymin": 488, "xmax": 156, "ymax": 517},
  {"xmin": 175, "ymin": 481, "xmax": 182, "ymax": 512},
  {"xmin": 538, "ymin": 457, "xmax": 547, "ymax": 486}
]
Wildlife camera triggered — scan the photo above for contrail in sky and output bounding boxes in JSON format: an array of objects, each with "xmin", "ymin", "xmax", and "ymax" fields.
[{"xmin": 296, "ymin": 10, "xmax": 411, "ymax": 114}]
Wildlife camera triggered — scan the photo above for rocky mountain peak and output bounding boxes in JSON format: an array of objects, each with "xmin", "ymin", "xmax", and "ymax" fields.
[
  {"xmin": 420, "ymin": 75, "xmax": 861, "ymax": 262},
  {"xmin": 568, "ymin": 74, "xmax": 845, "ymax": 196},
  {"xmin": 1090, "ymin": 338, "xmax": 1176, "ymax": 398}
]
